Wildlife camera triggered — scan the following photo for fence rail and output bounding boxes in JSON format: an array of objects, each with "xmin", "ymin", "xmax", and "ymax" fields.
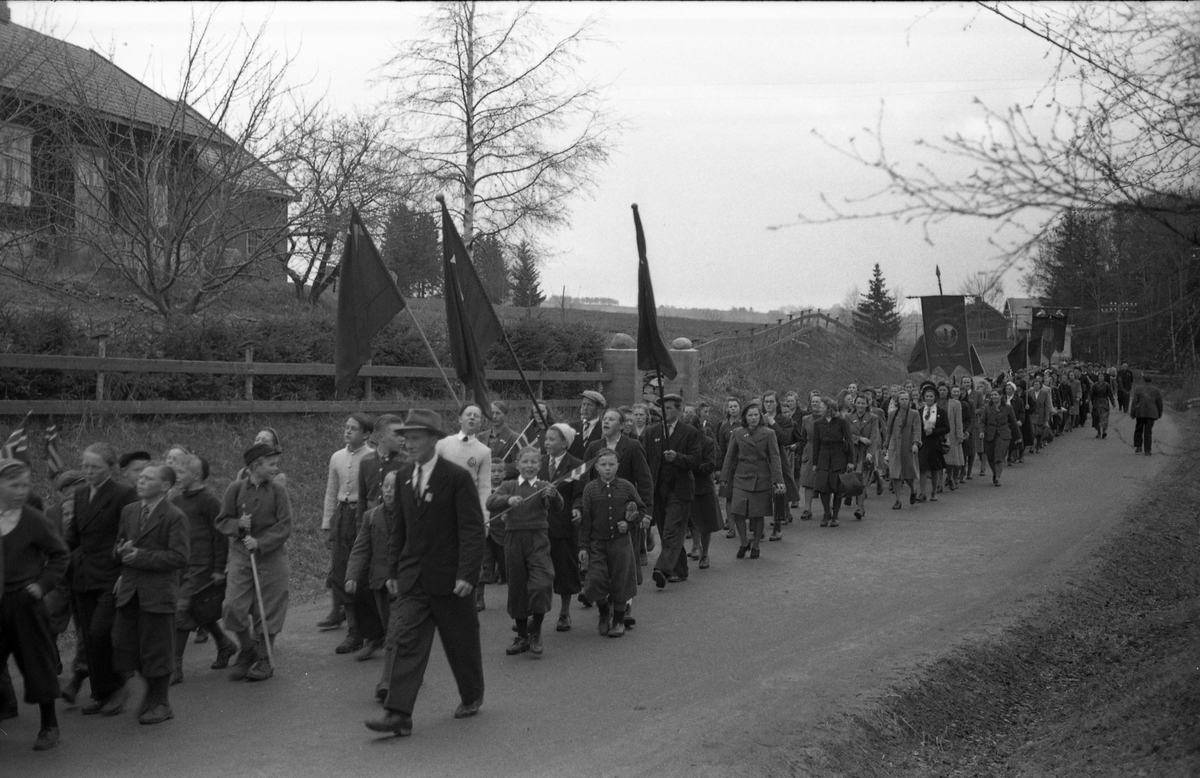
[
  {"xmin": 0, "ymin": 352, "xmax": 610, "ymax": 416},
  {"xmin": 695, "ymin": 310, "xmax": 893, "ymax": 369}
]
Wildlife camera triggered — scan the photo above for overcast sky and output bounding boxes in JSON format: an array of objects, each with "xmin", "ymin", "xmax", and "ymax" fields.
[{"xmin": 14, "ymin": 1, "xmax": 1062, "ymax": 313}]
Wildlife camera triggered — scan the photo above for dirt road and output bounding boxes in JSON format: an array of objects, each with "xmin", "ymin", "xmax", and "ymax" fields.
[{"xmin": 3, "ymin": 413, "xmax": 1176, "ymax": 777}]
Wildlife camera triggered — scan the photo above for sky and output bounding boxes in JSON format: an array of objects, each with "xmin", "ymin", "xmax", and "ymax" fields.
[{"xmin": 11, "ymin": 1, "xmax": 1064, "ymax": 313}]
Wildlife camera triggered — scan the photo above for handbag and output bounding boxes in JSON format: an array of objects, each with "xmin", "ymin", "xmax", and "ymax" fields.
[
  {"xmin": 188, "ymin": 579, "xmax": 225, "ymax": 626},
  {"xmin": 839, "ymin": 470, "xmax": 865, "ymax": 497}
]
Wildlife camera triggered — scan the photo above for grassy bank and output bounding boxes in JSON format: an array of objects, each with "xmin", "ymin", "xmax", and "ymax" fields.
[{"xmin": 807, "ymin": 412, "xmax": 1200, "ymax": 777}]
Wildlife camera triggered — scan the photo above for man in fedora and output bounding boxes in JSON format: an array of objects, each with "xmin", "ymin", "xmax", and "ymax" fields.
[
  {"xmin": 643, "ymin": 393, "xmax": 702, "ymax": 588},
  {"xmin": 569, "ymin": 391, "xmax": 607, "ymax": 460},
  {"xmin": 366, "ymin": 409, "xmax": 486, "ymax": 738}
]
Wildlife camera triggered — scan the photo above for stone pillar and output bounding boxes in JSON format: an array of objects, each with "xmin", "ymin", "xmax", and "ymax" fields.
[{"xmin": 602, "ymin": 335, "xmax": 701, "ymax": 408}]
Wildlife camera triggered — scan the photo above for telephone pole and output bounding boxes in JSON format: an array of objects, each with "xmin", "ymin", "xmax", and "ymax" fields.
[{"xmin": 1099, "ymin": 301, "xmax": 1137, "ymax": 363}]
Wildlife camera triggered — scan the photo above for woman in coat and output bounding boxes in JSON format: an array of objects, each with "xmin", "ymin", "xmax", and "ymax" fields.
[
  {"xmin": 795, "ymin": 392, "xmax": 820, "ymax": 521},
  {"xmin": 944, "ymin": 385, "xmax": 966, "ymax": 490},
  {"xmin": 761, "ymin": 391, "xmax": 797, "ymax": 541},
  {"xmin": 917, "ymin": 386, "xmax": 949, "ymax": 502},
  {"xmin": 1005, "ymin": 382, "xmax": 1027, "ymax": 464},
  {"xmin": 885, "ymin": 390, "xmax": 921, "ymax": 509},
  {"xmin": 981, "ymin": 388, "xmax": 1020, "ymax": 485},
  {"xmin": 719, "ymin": 400, "xmax": 784, "ymax": 560},
  {"xmin": 846, "ymin": 395, "xmax": 881, "ymax": 520},
  {"xmin": 811, "ymin": 396, "xmax": 855, "ymax": 527}
]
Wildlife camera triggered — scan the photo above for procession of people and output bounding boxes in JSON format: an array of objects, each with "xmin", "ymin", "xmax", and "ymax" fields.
[{"xmin": 0, "ymin": 360, "xmax": 1164, "ymax": 750}]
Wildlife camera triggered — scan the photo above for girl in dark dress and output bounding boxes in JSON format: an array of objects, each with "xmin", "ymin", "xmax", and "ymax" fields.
[
  {"xmin": 811, "ymin": 396, "xmax": 855, "ymax": 527},
  {"xmin": 916, "ymin": 386, "xmax": 949, "ymax": 502},
  {"xmin": 0, "ymin": 459, "xmax": 70, "ymax": 751}
]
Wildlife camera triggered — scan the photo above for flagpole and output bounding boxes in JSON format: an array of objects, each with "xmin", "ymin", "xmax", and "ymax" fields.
[
  {"xmin": 497, "ymin": 330, "xmax": 550, "ymax": 431},
  {"xmin": 403, "ymin": 306, "xmax": 461, "ymax": 404},
  {"xmin": 632, "ymin": 203, "xmax": 669, "ymax": 422}
]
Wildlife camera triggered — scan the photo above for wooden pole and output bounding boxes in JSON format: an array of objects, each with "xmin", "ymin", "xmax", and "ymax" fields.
[
  {"xmin": 405, "ymin": 306, "xmax": 461, "ymax": 404},
  {"xmin": 95, "ymin": 335, "xmax": 107, "ymax": 402},
  {"xmin": 243, "ymin": 345, "xmax": 254, "ymax": 401},
  {"xmin": 498, "ymin": 329, "xmax": 549, "ymax": 430}
]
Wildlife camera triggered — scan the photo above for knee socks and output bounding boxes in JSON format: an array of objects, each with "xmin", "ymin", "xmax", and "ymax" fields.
[{"xmin": 530, "ymin": 613, "xmax": 545, "ymax": 633}]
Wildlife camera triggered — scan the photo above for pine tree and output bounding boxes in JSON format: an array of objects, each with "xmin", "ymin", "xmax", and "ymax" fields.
[
  {"xmin": 509, "ymin": 240, "xmax": 546, "ymax": 310},
  {"xmin": 381, "ymin": 203, "xmax": 441, "ymax": 297},
  {"xmin": 472, "ymin": 233, "xmax": 509, "ymax": 305},
  {"xmin": 854, "ymin": 264, "xmax": 903, "ymax": 345}
]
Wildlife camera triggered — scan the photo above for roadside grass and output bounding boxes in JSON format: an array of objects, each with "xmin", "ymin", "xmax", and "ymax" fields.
[{"xmin": 816, "ymin": 413, "xmax": 1200, "ymax": 777}]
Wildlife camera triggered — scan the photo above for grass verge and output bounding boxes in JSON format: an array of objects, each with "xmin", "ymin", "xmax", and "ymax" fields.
[{"xmin": 810, "ymin": 412, "xmax": 1200, "ymax": 777}]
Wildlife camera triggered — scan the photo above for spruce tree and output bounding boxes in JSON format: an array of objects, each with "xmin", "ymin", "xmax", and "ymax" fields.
[
  {"xmin": 472, "ymin": 234, "xmax": 509, "ymax": 305},
  {"xmin": 509, "ymin": 241, "xmax": 546, "ymax": 310},
  {"xmin": 855, "ymin": 263, "xmax": 903, "ymax": 345}
]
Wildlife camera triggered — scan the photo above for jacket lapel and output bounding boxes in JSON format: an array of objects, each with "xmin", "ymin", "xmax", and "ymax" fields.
[
  {"xmin": 135, "ymin": 500, "xmax": 166, "ymax": 542},
  {"xmin": 415, "ymin": 460, "xmax": 445, "ymax": 520},
  {"xmin": 76, "ymin": 479, "xmax": 113, "ymax": 532}
]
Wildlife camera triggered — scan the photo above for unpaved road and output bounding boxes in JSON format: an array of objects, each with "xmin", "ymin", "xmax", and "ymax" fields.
[{"xmin": 3, "ymin": 413, "xmax": 1177, "ymax": 777}]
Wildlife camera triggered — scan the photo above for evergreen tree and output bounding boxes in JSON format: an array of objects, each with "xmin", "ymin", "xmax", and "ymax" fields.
[
  {"xmin": 854, "ymin": 264, "xmax": 903, "ymax": 345},
  {"xmin": 509, "ymin": 240, "xmax": 546, "ymax": 310},
  {"xmin": 472, "ymin": 233, "xmax": 509, "ymax": 305},
  {"xmin": 381, "ymin": 203, "xmax": 441, "ymax": 298}
]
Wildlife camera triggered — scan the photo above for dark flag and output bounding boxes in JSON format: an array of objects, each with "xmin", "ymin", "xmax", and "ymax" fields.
[
  {"xmin": 334, "ymin": 206, "xmax": 407, "ymax": 396},
  {"xmin": 632, "ymin": 205, "xmax": 677, "ymax": 381},
  {"xmin": 1007, "ymin": 337, "xmax": 1028, "ymax": 372},
  {"xmin": 1, "ymin": 413, "xmax": 30, "ymax": 463},
  {"xmin": 45, "ymin": 423, "xmax": 64, "ymax": 478},
  {"xmin": 906, "ymin": 335, "xmax": 928, "ymax": 374},
  {"xmin": 1034, "ymin": 306, "xmax": 1069, "ymax": 359},
  {"xmin": 921, "ymin": 296, "xmax": 972, "ymax": 374},
  {"xmin": 969, "ymin": 344, "xmax": 986, "ymax": 376},
  {"xmin": 440, "ymin": 198, "xmax": 505, "ymax": 407}
]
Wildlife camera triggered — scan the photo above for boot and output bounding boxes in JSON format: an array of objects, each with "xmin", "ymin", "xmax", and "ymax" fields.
[
  {"xmin": 316, "ymin": 595, "xmax": 344, "ymax": 631},
  {"xmin": 336, "ymin": 610, "xmax": 363, "ymax": 654}
]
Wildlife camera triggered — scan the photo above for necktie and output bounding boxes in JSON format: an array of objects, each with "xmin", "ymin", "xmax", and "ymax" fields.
[
  {"xmin": 413, "ymin": 467, "xmax": 424, "ymax": 500},
  {"xmin": 139, "ymin": 504, "xmax": 150, "ymax": 535}
]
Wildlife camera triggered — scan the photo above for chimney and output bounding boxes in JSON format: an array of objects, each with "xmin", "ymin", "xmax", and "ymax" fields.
[{"xmin": 0, "ymin": 2, "xmax": 10, "ymax": 24}]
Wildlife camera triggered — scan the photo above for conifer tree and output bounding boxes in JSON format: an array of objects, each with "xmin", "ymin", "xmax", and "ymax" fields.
[
  {"xmin": 509, "ymin": 240, "xmax": 546, "ymax": 310},
  {"xmin": 854, "ymin": 263, "xmax": 903, "ymax": 345}
]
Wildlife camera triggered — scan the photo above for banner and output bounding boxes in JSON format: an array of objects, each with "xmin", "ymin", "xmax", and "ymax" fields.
[
  {"xmin": 920, "ymin": 296, "xmax": 972, "ymax": 374},
  {"xmin": 632, "ymin": 205, "xmax": 678, "ymax": 382},
  {"xmin": 1032, "ymin": 306, "xmax": 1069, "ymax": 359}
]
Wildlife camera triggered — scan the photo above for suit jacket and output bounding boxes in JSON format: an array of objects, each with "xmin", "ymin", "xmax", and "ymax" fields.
[
  {"xmin": 347, "ymin": 504, "xmax": 392, "ymax": 590},
  {"xmin": 720, "ymin": 425, "xmax": 783, "ymax": 492},
  {"xmin": 918, "ymin": 404, "xmax": 950, "ymax": 447},
  {"xmin": 66, "ymin": 478, "xmax": 139, "ymax": 592},
  {"xmin": 1028, "ymin": 387, "xmax": 1053, "ymax": 427},
  {"xmin": 584, "ymin": 435, "xmax": 655, "ymax": 514},
  {"xmin": 642, "ymin": 420, "xmax": 703, "ymax": 502},
  {"xmin": 356, "ymin": 449, "xmax": 407, "ymax": 526},
  {"xmin": 114, "ymin": 499, "xmax": 190, "ymax": 614},
  {"xmin": 387, "ymin": 457, "xmax": 486, "ymax": 596},
  {"xmin": 539, "ymin": 453, "xmax": 584, "ymax": 540},
  {"xmin": 568, "ymin": 417, "xmax": 605, "ymax": 460},
  {"xmin": 1129, "ymin": 383, "xmax": 1164, "ymax": 419},
  {"xmin": 982, "ymin": 403, "xmax": 1020, "ymax": 442},
  {"xmin": 693, "ymin": 429, "xmax": 718, "ymax": 497}
]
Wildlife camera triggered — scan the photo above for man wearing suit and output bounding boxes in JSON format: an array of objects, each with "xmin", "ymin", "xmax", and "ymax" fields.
[
  {"xmin": 642, "ymin": 394, "xmax": 702, "ymax": 588},
  {"xmin": 366, "ymin": 409, "xmax": 486, "ymax": 738},
  {"xmin": 112, "ymin": 463, "xmax": 189, "ymax": 724},
  {"xmin": 1129, "ymin": 374, "xmax": 1164, "ymax": 456},
  {"xmin": 1027, "ymin": 375, "xmax": 1053, "ymax": 452},
  {"xmin": 569, "ymin": 390, "xmax": 607, "ymax": 460},
  {"xmin": 67, "ymin": 444, "xmax": 139, "ymax": 715}
]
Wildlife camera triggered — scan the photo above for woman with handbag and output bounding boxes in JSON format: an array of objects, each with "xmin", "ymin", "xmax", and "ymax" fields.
[
  {"xmin": 885, "ymin": 390, "xmax": 921, "ymax": 509},
  {"xmin": 719, "ymin": 400, "xmax": 784, "ymax": 560},
  {"xmin": 811, "ymin": 396, "xmax": 855, "ymax": 527},
  {"xmin": 847, "ymin": 395, "xmax": 881, "ymax": 520}
]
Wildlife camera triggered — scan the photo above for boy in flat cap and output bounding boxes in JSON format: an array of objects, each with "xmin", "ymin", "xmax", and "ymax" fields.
[
  {"xmin": 570, "ymin": 391, "xmax": 607, "ymax": 459},
  {"xmin": 216, "ymin": 442, "xmax": 292, "ymax": 682}
]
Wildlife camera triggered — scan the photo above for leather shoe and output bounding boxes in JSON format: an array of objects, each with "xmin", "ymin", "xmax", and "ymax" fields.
[
  {"xmin": 335, "ymin": 634, "xmax": 364, "ymax": 654},
  {"xmin": 169, "ymin": 668, "xmax": 183, "ymax": 686},
  {"xmin": 316, "ymin": 610, "xmax": 345, "ymax": 632},
  {"xmin": 454, "ymin": 698, "xmax": 482, "ymax": 719},
  {"xmin": 505, "ymin": 636, "xmax": 529, "ymax": 655},
  {"xmin": 212, "ymin": 641, "xmax": 237, "ymax": 670},
  {"xmin": 81, "ymin": 698, "xmax": 105, "ymax": 715},
  {"xmin": 365, "ymin": 711, "xmax": 412, "ymax": 736},
  {"xmin": 33, "ymin": 727, "xmax": 60, "ymax": 751},
  {"xmin": 652, "ymin": 569, "xmax": 667, "ymax": 589},
  {"xmin": 597, "ymin": 612, "xmax": 610, "ymax": 637},
  {"xmin": 528, "ymin": 632, "xmax": 544, "ymax": 656},
  {"xmin": 698, "ymin": 556, "xmax": 709, "ymax": 569},
  {"xmin": 99, "ymin": 685, "xmax": 130, "ymax": 716},
  {"xmin": 139, "ymin": 703, "xmax": 174, "ymax": 725},
  {"xmin": 194, "ymin": 628, "xmax": 210, "ymax": 644},
  {"xmin": 244, "ymin": 659, "xmax": 274, "ymax": 682},
  {"xmin": 608, "ymin": 620, "xmax": 626, "ymax": 638},
  {"xmin": 228, "ymin": 645, "xmax": 258, "ymax": 681},
  {"xmin": 555, "ymin": 613, "xmax": 571, "ymax": 632},
  {"xmin": 356, "ymin": 638, "xmax": 384, "ymax": 662}
]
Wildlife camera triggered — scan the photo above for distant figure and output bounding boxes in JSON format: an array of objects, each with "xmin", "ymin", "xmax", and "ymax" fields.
[{"xmin": 1129, "ymin": 374, "xmax": 1164, "ymax": 456}]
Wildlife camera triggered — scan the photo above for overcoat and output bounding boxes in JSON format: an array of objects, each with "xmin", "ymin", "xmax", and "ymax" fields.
[
  {"xmin": 885, "ymin": 406, "xmax": 921, "ymax": 481},
  {"xmin": 114, "ymin": 499, "xmax": 190, "ymax": 615},
  {"xmin": 811, "ymin": 415, "xmax": 855, "ymax": 493},
  {"xmin": 945, "ymin": 398, "xmax": 966, "ymax": 467}
]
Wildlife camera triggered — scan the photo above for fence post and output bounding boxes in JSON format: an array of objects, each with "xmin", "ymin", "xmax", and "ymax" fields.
[
  {"xmin": 243, "ymin": 344, "xmax": 254, "ymax": 401},
  {"xmin": 364, "ymin": 359, "xmax": 373, "ymax": 402},
  {"xmin": 93, "ymin": 334, "xmax": 108, "ymax": 402}
]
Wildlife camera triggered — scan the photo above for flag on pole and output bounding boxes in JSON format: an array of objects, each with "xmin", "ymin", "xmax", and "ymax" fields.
[
  {"xmin": 334, "ymin": 205, "xmax": 407, "ymax": 396},
  {"xmin": 440, "ymin": 197, "xmax": 504, "ymax": 408},
  {"xmin": 45, "ymin": 423, "xmax": 64, "ymax": 478},
  {"xmin": 1036, "ymin": 307, "xmax": 1069, "ymax": 359},
  {"xmin": 632, "ymin": 205, "xmax": 677, "ymax": 381},
  {"xmin": 920, "ymin": 296, "xmax": 973, "ymax": 374},
  {"xmin": 1, "ymin": 413, "xmax": 30, "ymax": 463},
  {"xmin": 1007, "ymin": 337, "xmax": 1028, "ymax": 372},
  {"xmin": 969, "ymin": 344, "xmax": 986, "ymax": 376},
  {"xmin": 906, "ymin": 335, "xmax": 928, "ymax": 374}
]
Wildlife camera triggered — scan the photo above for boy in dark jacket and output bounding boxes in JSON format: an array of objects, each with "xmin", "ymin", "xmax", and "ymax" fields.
[{"xmin": 347, "ymin": 470, "xmax": 397, "ymax": 700}]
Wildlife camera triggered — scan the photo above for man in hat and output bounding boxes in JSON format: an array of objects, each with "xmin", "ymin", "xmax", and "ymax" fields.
[
  {"xmin": 118, "ymin": 451, "xmax": 152, "ymax": 486},
  {"xmin": 216, "ymin": 443, "xmax": 292, "ymax": 682},
  {"xmin": 642, "ymin": 394, "xmax": 702, "ymax": 589},
  {"xmin": 367, "ymin": 409, "xmax": 486, "ymax": 737},
  {"xmin": 570, "ymin": 391, "xmax": 607, "ymax": 460}
]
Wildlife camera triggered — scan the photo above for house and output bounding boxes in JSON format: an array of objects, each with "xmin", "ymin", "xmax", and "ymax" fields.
[
  {"xmin": 965, "ymin": 299, "xmax": 1009, "ymax": 341},
  {"xmin": 1003, "ymin": 297, "xmax": 1042, "ymax": 338},
  {"xmin": 0, "ymin": 4, "xmax": 295, "ymax": 270}
]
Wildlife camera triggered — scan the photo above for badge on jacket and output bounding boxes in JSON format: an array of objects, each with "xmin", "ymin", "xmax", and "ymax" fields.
[{"xmin": 424, "ymin": 491, "xmax": 433, "ymax": 503}]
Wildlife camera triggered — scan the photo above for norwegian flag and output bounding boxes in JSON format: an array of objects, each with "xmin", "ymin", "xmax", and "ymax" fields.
[
  {"xmin": 1, "ymin": 413, "xmax": 31, "ymax": 463},
  {"xmin": 45, "ymin": 422, "xmax": 65, "ymax": 478},
  {"xmin": 557, "ymin": 456, "xmax": 597, "ymax": 484}
]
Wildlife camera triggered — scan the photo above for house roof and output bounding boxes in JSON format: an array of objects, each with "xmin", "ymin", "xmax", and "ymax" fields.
[{"xmin": 0, "ymin": 19, "xmax": 295, "ymax": 200}]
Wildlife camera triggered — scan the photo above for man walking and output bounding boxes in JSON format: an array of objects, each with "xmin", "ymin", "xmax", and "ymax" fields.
[
  {"xmin": 366, "ymin": 409, "xmax": 486, "ymax": 737},
  {"xmin": 570, "ymin": 391, "xmax": 607, "ymax": 460},
  {"xmin": 643, "ymin": 394, "xmax": 701, "ymax": 589},
  {"xmin": 1129, "ymin": 374, "xmax": 1164, "ymax": 456},
  {"xmin": 319, "ymin": 414, "xmax": 372, "ymax": 645}
]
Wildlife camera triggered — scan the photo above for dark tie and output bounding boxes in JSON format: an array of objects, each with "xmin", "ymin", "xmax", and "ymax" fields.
[{"xmin": 138, "ymin": 505, "xmax": 150, "ymax": 535}]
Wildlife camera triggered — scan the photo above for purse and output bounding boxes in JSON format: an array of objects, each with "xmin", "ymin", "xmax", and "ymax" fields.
[
  {"xmin": 839, "ymin": 471, "xmax": 865, "ymax": 497},
  {"xmin": 188, "ymin": 579, "xmax": 225, "ymax": 626}
]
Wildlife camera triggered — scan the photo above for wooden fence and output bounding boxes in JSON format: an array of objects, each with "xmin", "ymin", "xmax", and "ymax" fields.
[
  {"xmin": 0, "ymin": 351, "xmax": 610, "ymax": 416},
  {"xmin": 695, "ymin": 310, "xmax": 894, "ymax": 369}
]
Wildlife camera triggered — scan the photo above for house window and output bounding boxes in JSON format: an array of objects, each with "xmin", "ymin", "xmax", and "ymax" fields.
[
  {"xmin": 75, "ymin": 147, "xmax": 109, "ymax": 232},
  {"xmin": 0, "ymin": 123, "xmax": 32, "ymax": 207}
]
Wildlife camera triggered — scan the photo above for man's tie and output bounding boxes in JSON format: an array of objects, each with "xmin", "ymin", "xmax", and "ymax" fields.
[{"xmin": 138, "ymin": 504, "xmax": 150, "ymax": 535}]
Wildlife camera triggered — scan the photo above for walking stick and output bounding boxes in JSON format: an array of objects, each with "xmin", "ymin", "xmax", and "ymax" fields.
[{"xmin": 248, "ymin": 550, "xmax": 275, "ymax": 669}]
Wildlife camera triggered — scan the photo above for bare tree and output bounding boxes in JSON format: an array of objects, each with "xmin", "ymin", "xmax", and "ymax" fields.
[
  {"xmin": 958, "ymin": 270, "xmax": 1005, "ymax": 308},
  {"xmin": 380, "ymin": 1, "xmax": 620, "ymax": 249}
]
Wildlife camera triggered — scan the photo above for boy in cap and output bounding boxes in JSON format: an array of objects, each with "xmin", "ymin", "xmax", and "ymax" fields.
[
  {"xmin": 570, "ymin": 390, "xmax": 607, "ymax": 459},
  {"xmin": 485, "ymin": 446, "xmax": 561, "ymax": 656},
  {"xmin": 217, "ymin": 442, "xmax": 292, "ymax": 682}
]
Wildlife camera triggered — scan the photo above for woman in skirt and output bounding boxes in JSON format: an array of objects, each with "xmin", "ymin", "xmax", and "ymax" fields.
[
  {"xmin": 811, "ymin": 396, "xmax": 855, "ymax": 527},
  {"xmin": 0, "ymin": 459, "xmax": 70, "ymax": 751},
  {"xmin": 917, "ymin": 385, "xmax": 949, "ymax": 502},
  {"xmin": 885, "ymin": 390, "xmax": 921, "ymax": 509},
  {"xmin": 846, "ymin": 395, "xmax": 881, "ymax": 520},
  {"xmin": 944, "ymin": 384, "xmax": 966, "ymax": 490},
  {"xmin": 684, "ymin": 413, "xmax": 721, "ymax": 569},
  {"xmin": 796, "ymin": 392, "xmax": 820, "ymax": 521},
  {"xmin": 761, "ymin": 391, "xmax": 797, "ymax": 541},
  {"xmin": 720, "ymin": 400, "xmax": 784, "ymax": 560}
]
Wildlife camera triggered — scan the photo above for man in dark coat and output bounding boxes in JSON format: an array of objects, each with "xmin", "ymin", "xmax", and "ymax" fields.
[
  {"xmin": 642, "ymin": 394, "xmax": 702, "ymax": 588},
  {"xmin": 366, "ymin": 409, "xmax": 486, "ymax": 738},
  {"xmin": 1129, "ymin": 374, "xmax": 1164, "ymax": 456},
  {"xmin": 569, "ymin": 390, "xmax": 607, "ymax": 460}
]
